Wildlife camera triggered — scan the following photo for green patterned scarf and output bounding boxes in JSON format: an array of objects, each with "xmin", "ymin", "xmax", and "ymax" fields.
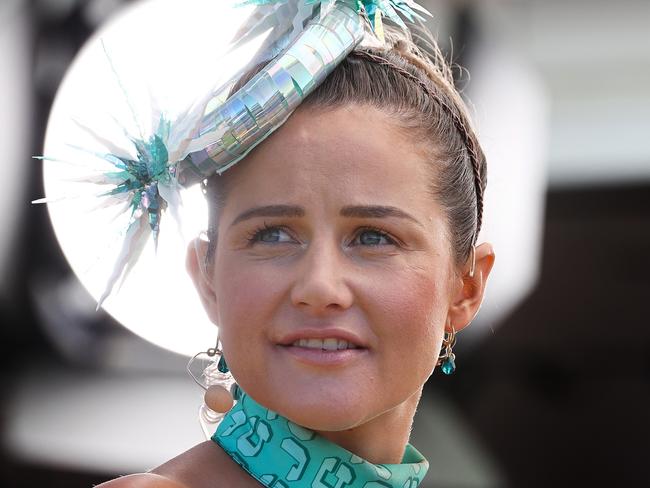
[{"xmin": 212, "ymin": 391, "xmax": 429, "ymax": 487}]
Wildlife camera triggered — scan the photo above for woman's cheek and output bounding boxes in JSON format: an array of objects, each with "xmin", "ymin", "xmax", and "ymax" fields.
[
  {"xmin": 213, "ymin": 262, "xmax": 271, "ymax": 360},
  {"xmin": 368, "ymin": 265, "xmax": 445, "ymax": 373},
  {"xmin": 374, "ymin": 260, "xmax": 444, "ymax": 320},
  {"xmin": 216, "ymin": 257, "xmax": 280, "ymax": 318}
]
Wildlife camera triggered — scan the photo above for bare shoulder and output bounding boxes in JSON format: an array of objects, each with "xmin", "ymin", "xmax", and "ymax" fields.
[
  {"xmin": 154, "ymin": 441, "xmax": 262, "ymax": 488},
  {"xmin": 152, "ymin": 441, "xmax": 260, "ymax": 488},
  {"xmin": 97, "ymin": 441, "xmax": 260, "ymax": 488},
  {"xmin": 95, "ymin": 473, "xmax": 188, "ymax": 488}
]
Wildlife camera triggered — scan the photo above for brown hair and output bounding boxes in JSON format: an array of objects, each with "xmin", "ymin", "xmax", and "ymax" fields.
[{"xmin": 206, "ymin": 28, "xmax": 486, "ymax": 265}]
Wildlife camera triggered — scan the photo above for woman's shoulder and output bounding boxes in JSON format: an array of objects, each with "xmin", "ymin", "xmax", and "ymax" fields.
[
  {"xmin": 97, "ymin": 441, "xmax": 260, "ymax": 488},
  {"xmin": 95, "ymin": 473, "xmax": 189, "ymax": 488}
]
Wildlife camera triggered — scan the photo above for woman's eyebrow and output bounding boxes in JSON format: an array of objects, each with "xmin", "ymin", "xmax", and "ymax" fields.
[
  {"xmin": 230, "ymin": 205, "xmax": 305, "ymax": 227},
  {"xmin": 230, "ymin": 204, "xmax": 423, "ymax": 228},
  {"xmin": 340, "ymin": 205, "xmax": 423, "ymax": 227}
]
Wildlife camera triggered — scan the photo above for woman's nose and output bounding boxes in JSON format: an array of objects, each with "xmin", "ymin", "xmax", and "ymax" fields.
[{"xmin": 290, "ymin": 241, "xmax": 353, "ymax": 314}]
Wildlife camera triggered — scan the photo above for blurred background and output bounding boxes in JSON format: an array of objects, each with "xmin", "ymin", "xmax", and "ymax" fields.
[{"xmin": 1, "ymin": 0, "xmax": 648, "ymax": 486}]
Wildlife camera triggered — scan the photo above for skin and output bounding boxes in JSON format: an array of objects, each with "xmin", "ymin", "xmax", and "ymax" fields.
[{"xmin": 98, "ymin": 104, "xmax": 494, "ymax": 488}]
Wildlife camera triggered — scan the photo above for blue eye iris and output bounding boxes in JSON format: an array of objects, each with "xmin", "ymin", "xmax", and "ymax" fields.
[
  {"xmin": 259, "ymin": 228, "xmax": 282, "ymax": 242},
  {"xmin": 358, "ymin": 229, "xmax": 392, "ymax": 246},
  {"xmin": 249, "ymin": 226, "xmax": 293, "ymax": 244}
]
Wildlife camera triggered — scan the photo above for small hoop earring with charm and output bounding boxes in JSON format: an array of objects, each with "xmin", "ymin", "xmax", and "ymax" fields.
[
  {"xmin": 437, "ymin": 324, "xmax": 457, "ymax": 375},
  {"xmin": 186, "ymin": 331, "xmax": 239, "ymax": 438},
  {"xmin": 439, "ymin": 244, "xmax": 474, "ymax": 375}
]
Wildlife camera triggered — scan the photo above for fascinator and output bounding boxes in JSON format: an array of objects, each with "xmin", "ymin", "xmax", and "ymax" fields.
[{"xmin": 37, "ymin": 0, "xmax": 431, "ymax": 356}]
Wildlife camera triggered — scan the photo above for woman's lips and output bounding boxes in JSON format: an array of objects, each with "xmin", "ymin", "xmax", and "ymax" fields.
[
  {"xmin": 279, "ymin": 343, "xmax": 367, "ymax": 367},
  {"xmin": 277, "ymin": 328, "xmax": 368, "ymax": 349}
]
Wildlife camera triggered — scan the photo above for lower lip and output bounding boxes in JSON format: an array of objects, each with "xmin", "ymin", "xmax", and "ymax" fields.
[{"xmin": 279, "ymin": 345, "xmax": 367, "ymax": 367}]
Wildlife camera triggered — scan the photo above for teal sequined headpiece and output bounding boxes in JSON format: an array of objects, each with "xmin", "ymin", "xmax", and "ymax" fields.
[{"xmin": 36, "ymin": 0, "xmax": 431, "ymax": 306}]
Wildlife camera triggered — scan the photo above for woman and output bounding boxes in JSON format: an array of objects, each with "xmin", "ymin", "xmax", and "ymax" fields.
[{"xmin": 92, "ymin": 3, "xmax": 495, "ymax": 487}]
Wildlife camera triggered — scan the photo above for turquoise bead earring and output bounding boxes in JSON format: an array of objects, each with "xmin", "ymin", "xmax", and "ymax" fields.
[
  {"xmin": 437, "ymin": 246, "xmax": 473, "ymax": 375},
  {"xmin": 437, "ymin": 325, "xmax": 457, "ymax": 375},
  {"xmin": 217, "ymin": 354, "xmax": 229, "ymax": 373}
]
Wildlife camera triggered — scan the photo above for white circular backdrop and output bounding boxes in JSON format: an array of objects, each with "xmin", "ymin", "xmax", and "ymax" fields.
[{"xmin": 42, "ymin": 0, "xmax": 266, "ymax": 356}]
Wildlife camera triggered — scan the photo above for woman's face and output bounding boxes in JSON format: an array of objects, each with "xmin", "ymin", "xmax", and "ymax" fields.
[{"xmin": 205, "ymin": 104, "xmax": 459, "ymax": 431}]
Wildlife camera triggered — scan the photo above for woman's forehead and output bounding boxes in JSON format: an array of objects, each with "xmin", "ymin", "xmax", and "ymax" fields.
[{"xmin": 221, "ymin": 105, "xmax": 435, "ymax": 207}]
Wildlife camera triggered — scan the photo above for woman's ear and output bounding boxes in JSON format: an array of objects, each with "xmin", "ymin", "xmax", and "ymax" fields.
[
  {"xmin": 447, "ymin": 242, "xmax": 495, "ymax": 332},
  {"xmin": 186, "ymin": 237, "xmax": 220, "ymax": 324}
]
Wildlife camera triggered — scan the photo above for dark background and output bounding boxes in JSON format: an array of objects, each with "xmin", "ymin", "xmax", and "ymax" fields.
[{"xmin": 1, "ymin": 1, "xmax": 648, "ymax": 487}]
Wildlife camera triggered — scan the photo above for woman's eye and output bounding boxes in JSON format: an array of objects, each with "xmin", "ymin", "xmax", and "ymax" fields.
[
  {"xmin": 354, "ymin": 228, "xmax": 396, "ymax": 247},
  {"xmin": 248, "ymin": 226, "xmax": 294, "ymax": 244}
]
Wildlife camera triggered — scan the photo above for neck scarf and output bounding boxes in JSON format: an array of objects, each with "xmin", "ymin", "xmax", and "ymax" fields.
[{"xmin": 212, "ymin": 391, "xmax": 429, "ymax": 488}]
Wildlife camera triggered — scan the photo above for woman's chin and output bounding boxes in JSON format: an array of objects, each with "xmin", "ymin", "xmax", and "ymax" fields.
[
  {"xmin": 250, "ymin": 384, "xmax": 372, "ymax": 432},
  {"xmin": 282, "ymin": 402, "xmax": 369, "ymax": 433}
]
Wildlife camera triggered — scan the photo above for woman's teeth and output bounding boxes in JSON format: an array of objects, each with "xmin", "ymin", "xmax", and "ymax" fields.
[{"xmin": 291, "ymin": 338, "xmax": 358, "ymax": 350}]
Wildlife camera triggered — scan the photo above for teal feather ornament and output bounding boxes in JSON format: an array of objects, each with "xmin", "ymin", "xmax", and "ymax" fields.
[
  {"xmin": 33, "ymin": 31, "xmax": 227, "ymax": 308},
  {"xmin": 35, "ymin": 114, "xmax": 187, "ymax": 309},
  {"xmin": 236, "ymin": 0, "xmax": 430, "ymax": 33},
  {"xmin": 93, "ymin": 116, "xmax": 176, "ymax": 307},
  {"xmin": 359, "ymin": 0, "xmax": 428, "ymax": 30},
  {"xmin": 33, "ymin": 48, "xmax": 213, "ymax": 308}
]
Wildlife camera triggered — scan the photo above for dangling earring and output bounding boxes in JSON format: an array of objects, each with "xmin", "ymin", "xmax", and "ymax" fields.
[
  {"xmin": 187, "ymin": 331, "xmax": 238, "ymax": 438},
  {"xmin": 437, "ymin": 324, "xmax": 457, "ymax": 375},
  {"xmin": 438, "ymin": 245, "xmax": 472, "ymax": 375}
]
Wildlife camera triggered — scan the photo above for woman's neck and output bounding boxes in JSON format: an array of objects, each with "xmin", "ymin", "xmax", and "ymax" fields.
[{"xmin": 315, "ymin": 387, "xmax": 422, "ymax": 464}]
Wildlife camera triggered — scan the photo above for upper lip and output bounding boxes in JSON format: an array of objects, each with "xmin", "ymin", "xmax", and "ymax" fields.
[{"xmin": 276, "ymin": 328, "xmax": 368, "ymax": 348}]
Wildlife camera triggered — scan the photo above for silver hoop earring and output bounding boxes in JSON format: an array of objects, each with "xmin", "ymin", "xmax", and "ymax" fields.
[{"xmin": 187, "ymin": 331, "xmax": 239, "ymax": 438}]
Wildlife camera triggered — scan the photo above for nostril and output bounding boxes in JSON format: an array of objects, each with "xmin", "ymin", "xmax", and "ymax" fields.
[{"xmin": 290, "ymin": 281, "xmax": 353, "ymax": 312}]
